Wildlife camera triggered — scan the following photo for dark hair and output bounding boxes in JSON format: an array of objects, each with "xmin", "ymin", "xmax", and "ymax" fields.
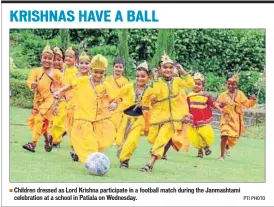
[
  {"xmin": 53, "ymin": 47, "xmax": 65, "ymax": 61},
  {"xmin": 136, "ymin": 67, "xmax": 152, "ymax": 76},
  {"xmin": 113, "ymin": 57, "xmax": 125, "ymax": 67}
]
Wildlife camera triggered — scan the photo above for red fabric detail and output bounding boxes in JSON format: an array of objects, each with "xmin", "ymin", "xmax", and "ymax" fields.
[
  {"xmin": 187, "ymin": 95, "xmax": 214, "ymax": 127},
  {"xmin": 41, "ymin": 119, "xmax": 49, "ymax": 134}
]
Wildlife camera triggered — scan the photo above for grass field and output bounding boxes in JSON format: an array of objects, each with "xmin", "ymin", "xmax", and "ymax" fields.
[{"xmin": 10, "ymin": 107, "xmax": 265, "ymax": 183}]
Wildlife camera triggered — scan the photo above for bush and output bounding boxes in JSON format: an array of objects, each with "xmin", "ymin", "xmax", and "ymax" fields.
[
  {"xmin": 10, "ymin": 69, "xmax": 31, "ymax": 80},
  {"xmin": 89, "ymin": 45, "xmax": 118, "ymax": 57},
  {"xmin": 204, "ymin": 72, "xmax": 227, "ymax": 93},
  {"xmin": 238, "ymin": 71, "xmax": 265, "ymax": 104},
  {"xmin": 10, "ymin": 78, "xmax": 33, "ymax": 108}
]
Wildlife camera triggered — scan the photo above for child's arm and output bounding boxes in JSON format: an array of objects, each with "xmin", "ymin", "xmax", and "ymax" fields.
[
  {"xmin": 176, "ymin": 64, "xmax": 195, "ymax": 89},
  {"xmin": 26, "ymin": 70, "xmax": 39, "ymax": 90},
  {"xmin": 141, "ymin": 87, "xmax": 154, "ymax": 134},
  {"xmin": 241, "ymin": 93, "xmax": 257, "ymax": 108}
]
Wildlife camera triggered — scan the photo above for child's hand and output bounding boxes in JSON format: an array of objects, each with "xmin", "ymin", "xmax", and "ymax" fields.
[
  {"xmin": 176, "ymin": 64, "xmax": 188, "ymax": 76},
  {"xmin": 249, "ymin": 94, "xmax": 257, "ymax": 100},
  {"xmin": 150, "ymin": 96, "xmax": 158, "ymax": 106},
  {"xmin": 31, "ymin": 82, "xmax": 38, "ymax": 90},
  {"xmin": 144, "ymin": 130, "xmax": 149, "ymax": 136},
  {"xmin": 108, "ymin": 102, "xmax": 118, "ymax": 111},
  {"xmin": 182, "ymin": 114, "xmax": 193, "ymax": 124},
  {"xmin": 152, "ymin": 68, "xmax": 159, "ymax": 79}
]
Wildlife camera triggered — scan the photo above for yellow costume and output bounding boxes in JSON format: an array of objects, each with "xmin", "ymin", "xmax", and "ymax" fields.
[
  {"xmin": 142, "ymin": 67, "xmax": 195, "ymax": 159},
  {"xmin": 217, "ymin": 89, "xmax": 256, "ymax": 147},
  {"xmin": 63, "ymin": 47, "xmax": 78, "ymax": 147},
  {"xmin": 105, "ymin": 75, "xmax": 128, "ymax": 131},
  {"xmin": 116, "ymin": 64, "xmax": 150, "ymax": 163},
  {"xmin": 171, "ymin": 90, "xmax": 190, "ymax": 152},
  {"xmin": 70, "ymin": 55, "xmax": 117, "ymax": 164},
  {"xmin": 26, "ymin": 52, "xmax": 63, "ymax": 144},
  {"xmin": 50, "ymin": 46, "xmax": 66, "ymax": 145}
]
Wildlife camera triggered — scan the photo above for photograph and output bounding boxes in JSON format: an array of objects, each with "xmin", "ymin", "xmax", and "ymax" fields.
[{"xmin": 9, "ymin": 28, "xmax": 265, "ymax": 183}]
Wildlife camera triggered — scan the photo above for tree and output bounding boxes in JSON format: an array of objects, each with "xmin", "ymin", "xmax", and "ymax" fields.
[
  {"xmin": 60, "ymin": 29, "xmax": 70, "ymax": 50},
  {"xmin": 150, "ymin": 29, "xmax": 176, "ymax": 68},
  {"xmin": 118, "ymin": 29, "xmax": 130, "ymax": 76}
]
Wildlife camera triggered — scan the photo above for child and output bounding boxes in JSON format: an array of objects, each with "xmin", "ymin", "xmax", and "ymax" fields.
[
  {"xmin": 63, "ymin": 47, "xmax": 79, "ymax": 150},
  {"xmin": 115, "ymin": 61, "xmax": 151, "ymax": 168},
  {"xmin": 23, "ymin": 44, "xmax": 63, "ymax": 152},
  {"xmin": 139, "ymin": 53, "xmax": 195, "ymax": 172},
  {"xmin": 50, "ymin": 46, "xmax": 66, "ymax": 148},
  {"xmin": 105, "ymin": 57, "xmax": 129, "ymax": 132},
  {"xmin": 187, "ymin": 72, "xmax": 220, "ymax": 158},
  {"xmin": 216, "ymin": 73, "xmax": 256, "ymax": 161},
  {"xmin": 53, "ymin": 54, "xmax": 117, "ymax": 164},
  {"xmin": 154, "ymin": 64, "xmax": 191, "ymax": 160}
]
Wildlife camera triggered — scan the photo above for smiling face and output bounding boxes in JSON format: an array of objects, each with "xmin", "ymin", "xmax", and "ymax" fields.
[
  {"xmin": 113, "ymin": 63, "xmax": 124, "ymax": 77},
  {"xmin": 193, "ymin": 79, "xmax": 204, "ymax": 93},
  {"xmin": 53, "ymin": 54, "xmax": 64, "ymax": 70},
  {"xmin": 160, "ymin": 63, "xmax": 174, "ymax": 79},
  {"xmin": 65, "ymin": 53, "xmax": 75, "ymax": 67},
  {"xmin": 227, "ymin": 81, "xmax": 238, "ymax": 93},
  {"xmin": 79, "ymin": 60, "xmax": 91, "ymax": 75},
  {"xmin": 136, "ymin": 69, "xmax": 149, "ymax": 87},
  {"xmin": 41, "ymin": 52, "xmax": 54, "ymax": 70},
  {"xmin": 92, "ymin": 69, "xmax": 105, "ymax": 82}
]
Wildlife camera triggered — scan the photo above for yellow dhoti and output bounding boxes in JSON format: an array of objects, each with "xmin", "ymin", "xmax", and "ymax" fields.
[
  {"xmin": 188, "ymin": 124, "xmax": 214, "ymax": 149},
  {"xmin": 148, "ymin": 122, "xmax": 175, "ymax": 159},
  {"xmin": 171, "ymin": 123, "xmax": 190, "ymax": 152},
  {"xmin": 71, "ymin": 118, "xmax": 116, "ymax": 164},
  {"xmin": 116, "ymin": 114, "xmax": 144, "ymax": 162},
  {"xmin": 50, "ymin": 101, "xmax": 66, "ymax": 144}
]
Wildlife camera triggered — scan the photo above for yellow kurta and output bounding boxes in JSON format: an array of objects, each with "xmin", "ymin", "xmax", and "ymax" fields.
[
  {"xmin": 26, "ymin": 67, "xmax": 63, "ymax": 142},
  {"xmin": 142, "ymin": 75, "xmax": 195, "ymax": 158},
  {"xmin": 70, "ymin": 76, "xmax": 117, "ymax": 164},
  {"xmin": 115, "ymin": 82, "xmax": 148, "ymax": 162},
  {"xmin": 171, "ymin": 90, "xmax": 190, "ymax": 152},
  {"xmin": 105, "ymin": 75, "xmax": 129, "ymax": 131},
  {"xmin": 63, "ymin": 65, "xmax": 78, "ymax": 146},
  {"xmin": 217, "ymin": 90, "xmax": 256, "ymax": 147}
]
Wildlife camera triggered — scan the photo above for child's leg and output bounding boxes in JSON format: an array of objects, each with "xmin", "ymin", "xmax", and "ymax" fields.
[
  {"xmin": 50, "ymin": 102, "xmax": 66, "ymax": 147},
  {"xmin": 162, "ymin": 139, "xmax": 172, "ymax": 160},
  {"xmin": 220, "ymin": 135, "xmax": 228, "ymax": 160},
  {"xmin": 198, "ymin": 125, "xmax": 214, "ymax": 156},
  {"xmin": 118, "ymin": 124, "xmax": 143, "ymax": 168},
  {"xmin": 23, "ymin": 113, "xmax": 44, "ymax": 152},
  {"xmin": 140, "ymin": 123, "xmax": 174, "ymax": 171},
  {"xmin": 71, "ymin": 120, "xmax": 98, "ymax": 164}
]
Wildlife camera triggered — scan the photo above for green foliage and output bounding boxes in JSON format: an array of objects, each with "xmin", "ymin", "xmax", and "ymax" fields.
[
  {"xmin": 204, "ymin": 72, "xmax": 226, "ymax": 93},
  {"xmin": 10, "ymin": 78, "xmax": 33, "ymax": 108},
  {"xmin": 118, "ymin": 30, "xmax": 131, "ymax": 76},
  {"xmin": 10, "ymin": 29, "xmax": 61, "ymax": 68},
  {"xmin": 10, "ymin": 69, "xmax": 31, "ymax": 80},
  {"xmin": 89, "ymin": 45, "xmax": 118, "ymax": 57},
  {"xmin": 174, "ymin": 29, "xmax": 265, "ymax": 76},
  {"xmin": 238, "ymin": 71, "xmax": 265, "ymax": 104}
]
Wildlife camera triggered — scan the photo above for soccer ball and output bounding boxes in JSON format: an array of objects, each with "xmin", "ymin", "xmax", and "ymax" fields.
[{"xmin": 85, "ymin": 152, "xmax": 110, "ymax": 176}]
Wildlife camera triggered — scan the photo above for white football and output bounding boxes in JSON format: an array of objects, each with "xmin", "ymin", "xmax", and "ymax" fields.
[{"xmin": 85, "ymin": 152, "xmax": 110, "ymax": 176}]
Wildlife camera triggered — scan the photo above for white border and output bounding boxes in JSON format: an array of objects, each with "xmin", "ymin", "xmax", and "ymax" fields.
[{"xmin": 1, "ymin": 3, "xmax": 273, "ymax": 207}]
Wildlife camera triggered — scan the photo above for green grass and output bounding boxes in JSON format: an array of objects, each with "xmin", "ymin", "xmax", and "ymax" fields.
[{"xmin": 10, "ymin": 107, "xmax": 265, "ymax": 183}]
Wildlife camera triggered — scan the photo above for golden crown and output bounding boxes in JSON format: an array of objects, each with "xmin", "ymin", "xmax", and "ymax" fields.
[
  {"xmin": 53, "ymin": 46, "xmax": 63, "ymax": 58},
  {"xmin": 65, "ymin": 47, "xmax": 75, "ymax": 57},
  {"xmin": 160, "ymin": 52, "xmax": 174, "ymax": 66},
  {"xmin": 42, "ymin": 44, "xmax": 54, "ymax": 56},
  {"xmin": 228, "ymin": 73, "xmax": 239, "ymax": 83},
  {"xmin": 193, "ymin": 72, "xmax": 205, "ymax": 82},
  {"xmin": 79, "ymin": 52, "xmax": 90, "ymax": 62},
  {"xmin": 137, "ymin": 61, "xmax": 149, "ymax": 71},
  {"xmin": 91, "ymin": 54, "xmax": 108, "ymax": 70}
]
